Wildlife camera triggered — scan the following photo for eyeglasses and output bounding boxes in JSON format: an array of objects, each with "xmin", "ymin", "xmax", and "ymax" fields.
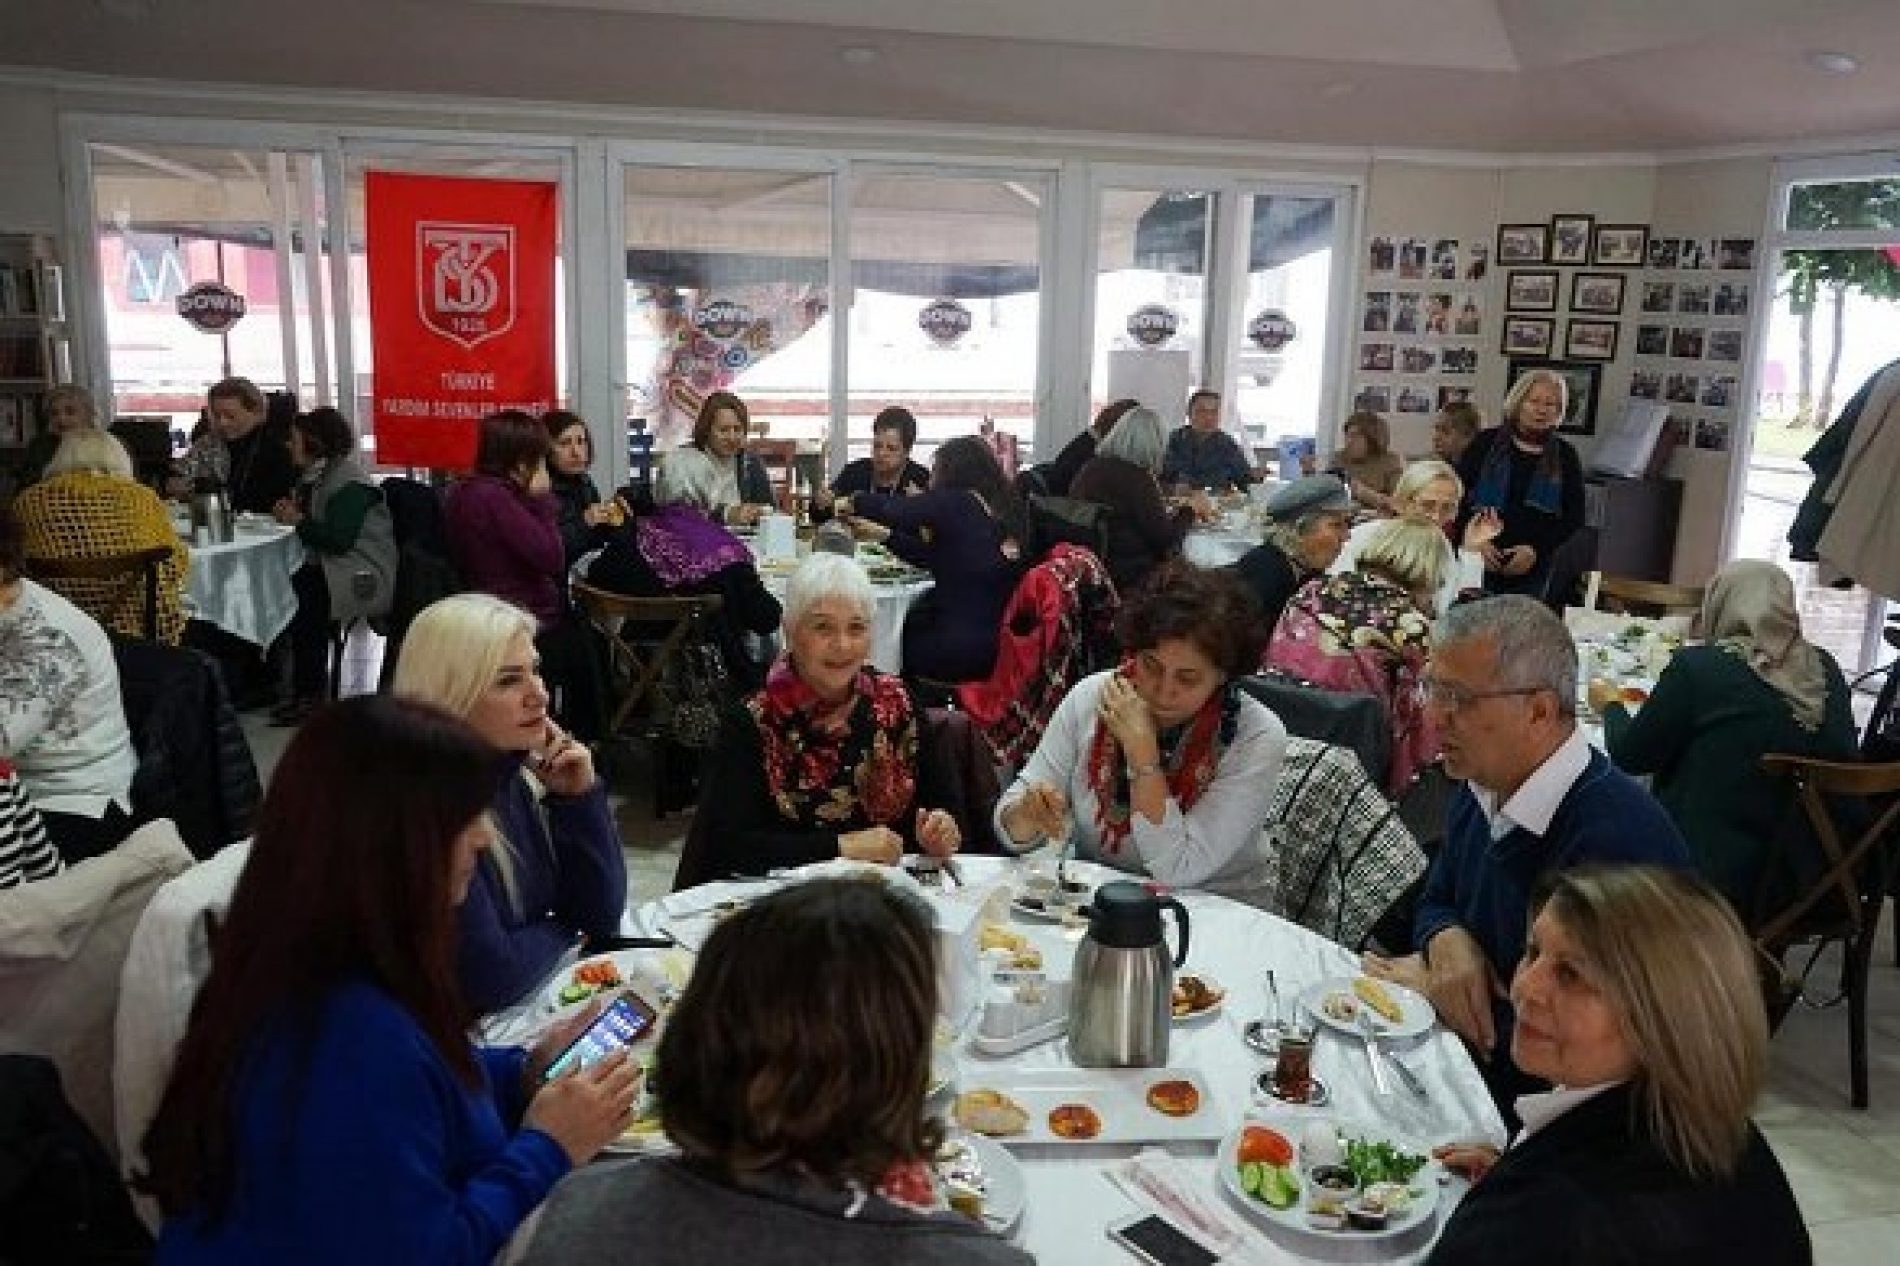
[{"xmin": 1420, "ymin": 679, "xmax": 1547, "ymax": 713}]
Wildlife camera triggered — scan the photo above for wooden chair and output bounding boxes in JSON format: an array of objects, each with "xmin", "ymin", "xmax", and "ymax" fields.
[
  {"xmin": 747, "ymin": 439, "xmax": 799, "ymax": 511},
  {"xmin": 1592, "ymin": 572, "xmax": 1705, "ymax": 619},
  {"xmin": 25, "ymin": 546, "xmax": 174, "ymax": 642},
  {"xmin": 1753, "ymin": 753, "xmax": 1900, "ymax": 1108},
  {"xmin": 572, "ymin": 582, "xmax": 725, "ymax": 815}
]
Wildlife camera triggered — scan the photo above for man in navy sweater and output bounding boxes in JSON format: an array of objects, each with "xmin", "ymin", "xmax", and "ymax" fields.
[{"xmin": 1366, "ymin": 596, "xmax": 1687, "ymax": 1113}]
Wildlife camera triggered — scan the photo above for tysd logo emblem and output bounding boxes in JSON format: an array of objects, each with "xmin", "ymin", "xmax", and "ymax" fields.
[{"xmin": 418, "ymin": 222, "xmax": 516, "ymax": 349}]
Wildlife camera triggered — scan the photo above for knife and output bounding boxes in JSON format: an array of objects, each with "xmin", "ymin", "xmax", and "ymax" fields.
[{"xmin": 1386, "ymin": 1054, "xmax": 1429, "ymax": 1100}]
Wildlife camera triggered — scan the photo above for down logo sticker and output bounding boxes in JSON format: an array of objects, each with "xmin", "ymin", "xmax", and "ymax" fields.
[
  {"xmin": 918, "ymin": 298, "xmax": 972, "ymax": 347},
  {"xmin": 176, "ymin": 281, "xmax": 247, "ymax": 334},
  {"xmin": 1126, "ymin": 303, "xmax": 1179, "ymax": 348}
]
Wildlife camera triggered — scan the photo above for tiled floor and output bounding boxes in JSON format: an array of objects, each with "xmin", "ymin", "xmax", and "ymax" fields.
[{"xmin": 245, "ymin": 629, "xmax": 1900, "ymax": 1264}]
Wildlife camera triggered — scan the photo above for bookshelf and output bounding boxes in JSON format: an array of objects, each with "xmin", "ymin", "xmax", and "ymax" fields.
[{"xmin": 0, "ymin": 234, "xmax": 70, "ymax": 463}]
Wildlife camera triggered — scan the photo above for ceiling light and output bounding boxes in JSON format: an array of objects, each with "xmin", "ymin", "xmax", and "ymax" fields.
[
  {"xmin": 1807, "ymin": 51, "xmax": 1859, "ymax": 75},
  {"xmin": 839, "ymin": 45, "xmax": 880, "ymax": 67}
]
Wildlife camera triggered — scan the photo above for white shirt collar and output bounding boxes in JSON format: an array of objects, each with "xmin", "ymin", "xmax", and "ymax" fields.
[
  {"xmin": 1472, "ymin": 726, "xmax": 1591, "ymax": 842},
  {"xmin": 1512, "ymin": 1080, "xmax": 1625, "ymax": 1145}
]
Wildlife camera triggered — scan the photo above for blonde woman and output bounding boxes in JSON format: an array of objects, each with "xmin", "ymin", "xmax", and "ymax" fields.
[
  {"xmin": 393, "ymin": 594, "xmax": 626, "ymax": 1012},
  {"xmin": 1266, "ymin": 518, "xmax": 1444, "ymax": 793},
  {"xmin": 15, "ymin": 428, "xmax": 188, "ymax": 642},
  {"xmin": 1331, "ymin": 459, "xmax": 1502, "ymax": 617},
  {"xmin": 20, "ymin": 384, "xmax": 103, "ymax": 486},
  {"xmin": 1456, "ymin": 370, "xmax": 1585, "ymax": 596},
  {"xmin": 1427, "ymin": 865, "xmax": 1808, "ymax": 1266}
]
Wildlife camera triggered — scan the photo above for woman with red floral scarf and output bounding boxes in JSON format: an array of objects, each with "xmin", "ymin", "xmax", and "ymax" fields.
[
  {"xmin": 677, "ymin": 554, "xmax": 963, "ymax": 888},
  {"xmin": 994, "ymin": 564, "xmax": 1288, "ymax": 897}
]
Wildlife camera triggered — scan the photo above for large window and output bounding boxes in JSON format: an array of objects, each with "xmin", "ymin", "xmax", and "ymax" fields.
[
  {"xmin": 1092, "ymin": 189, "xmax": 1211, "ymax": 430},
  {"xmin": 1231, "ymin": 193, "xmax": 1338, "ymax": 463},
  {"xmin": 846, "ymin": 171, "xmax": 1045, "ymax": 466},
  {"xmin": 88, "ymin": 142, "xmax": 337, "ymax": 438},
  {"xmin": 621, "ymin": 165, "xmax": 832, "ymax": 454}
]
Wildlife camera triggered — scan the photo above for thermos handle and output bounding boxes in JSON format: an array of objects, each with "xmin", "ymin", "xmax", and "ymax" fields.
[{"xmin": 1162, "ymin": 896, "xmax": 1190, "ymax": 968}]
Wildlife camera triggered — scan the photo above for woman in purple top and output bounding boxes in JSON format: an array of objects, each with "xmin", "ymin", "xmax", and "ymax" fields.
[
  {"xmin": 446, "ymin": 410, "xmax": 606, "ymax": 737},
  {"xmin": 837, "ymin": 437, "xmax": 1024, "ymax": 685}
]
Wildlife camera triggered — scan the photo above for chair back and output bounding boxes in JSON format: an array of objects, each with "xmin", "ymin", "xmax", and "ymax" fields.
[
  {"xmin": 26, "ymin": 545, "xmax": 173, "ymax": 642},
  {"xmin": 1753, "ymin": 753, "xmax": 1900, "ymax": 1108},
  {"xmin": 573, "ymin": 582, "xmax": 726, "ymax": 740},
  {"xmin": 1592, "ymin": 572, "xmax": 1706, "ymax": 618},
  {"xmin": 0, "ymin": 819, "xmax": 194, "ymax": 1163},
  {"xmin": 1236, "ymin": 674, "xmax": 1390, "ymax": 788},
  {"xmin": 376, "ymin": 477, "xmax": 461, "ymax": 677},
  {"xmin": 747, "ymin": 439, "xmax": 800, "ymax": 511},
  {"xmin": 1025, "ymin": 494, "xmax": 1110, "ymax": 563},
  {"xmin": 1260, "ymin": 737, "xmax": 1427, "ymax": 948},
  {"xmin": 112, "ymin": 637, "xmax": 262, "ymax": 858}
]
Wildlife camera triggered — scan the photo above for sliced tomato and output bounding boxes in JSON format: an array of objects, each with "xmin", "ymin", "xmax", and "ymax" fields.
[{"xmin": 1236, "ymin": 1125, "xmax": 1294, "ymax": 1167}]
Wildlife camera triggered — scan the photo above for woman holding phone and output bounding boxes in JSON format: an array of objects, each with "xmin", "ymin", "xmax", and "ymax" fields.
[
  {"xmin": 517, "ymin": 878, "xmax": 1029, "ymax": 1265},
  {"xmin": 394, "ymin": 594, "xmax": 628, "ymax": 1013},
  {"xmin": 993, "ymin": 564, "xmax": 1287, "ymax": 897},
  {"xmin": 141, "ymin": 696, "xmax": 639, "ymax": 1264}
]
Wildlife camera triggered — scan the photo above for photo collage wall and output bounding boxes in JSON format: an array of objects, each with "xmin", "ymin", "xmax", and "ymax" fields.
[
  {"xmin": 1629, "ymin": 234, "xmax": 1757, "ymax": 454},
  {"xmin": 1354, "ymin": 235, "xmax": 1488, "ymax": 419}
]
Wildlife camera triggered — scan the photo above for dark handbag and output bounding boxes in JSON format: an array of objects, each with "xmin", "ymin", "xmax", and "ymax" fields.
[{"xmin": 656, "ymin": 640, "xmax": 729, "ymax": 749}]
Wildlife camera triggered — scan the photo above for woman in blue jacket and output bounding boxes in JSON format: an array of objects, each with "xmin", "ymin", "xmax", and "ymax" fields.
[
  {"xmin": 141, "ymin": 695, "xmax": 640, "ymax": 1264},
  {"xmin": 394, "ymin": 593, "xmax": 629, "ymax": 1012}
]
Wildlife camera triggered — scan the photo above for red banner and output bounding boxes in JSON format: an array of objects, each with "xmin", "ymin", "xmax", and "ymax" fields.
[{"xmin": 367, "ymin": 172, "xmax": 558, "ymax": 469}]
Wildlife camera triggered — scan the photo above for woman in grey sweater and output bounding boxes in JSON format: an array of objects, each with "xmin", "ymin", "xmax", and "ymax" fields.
[{"xmin": 516, "ymin": 879, "xmax": 1029, "ymax": 1266}]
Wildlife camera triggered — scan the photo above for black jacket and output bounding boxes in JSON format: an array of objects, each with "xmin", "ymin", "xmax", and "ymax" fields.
[
  {"xmin": 1429, "ymin": 1083, "xmax": 1810, "ymax": 1266},
  {"xmin": 112, "ymin": 638, "xmax": 261, "ymax": 859},
  {"xmin": 1228, "ymin": 542, "xmax": 1305, "ymax": 633}
]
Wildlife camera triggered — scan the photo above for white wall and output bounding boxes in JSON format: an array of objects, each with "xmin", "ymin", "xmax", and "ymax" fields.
[{"xmin": 0, "ymin": 82, "xmax": 65, "ymax": 233}]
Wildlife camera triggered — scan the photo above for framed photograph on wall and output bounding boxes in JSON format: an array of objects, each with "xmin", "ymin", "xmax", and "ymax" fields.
[
  {"xmin": 1564, "ymin": 318, "xmax": 1620, "ymax": 361},
  {"xmin": 1592, "ymin": 224, "xmax": 1650, "ymax": 267},
  {"xmin": 1506, "ymin": 270, "xmax": 1559, "ymax": 312},
  {"xmin": 1569, "ymin": 272, "xmax": 1627, "ymax": 314},
  {"xmin": 1508, "ymin": 357, "xmax": 1603, "ymax": 435},
  {"xmin": 1502, "ymin": 316, "xmax": 1555, "ymax": 358},
  {"xmin": 1550, "ymin": 214, "xmax": 1595, "ymax": 265},
  {"xmin": 1497, "ymin": 223, "xmax": 1550, "ymax": 265}
]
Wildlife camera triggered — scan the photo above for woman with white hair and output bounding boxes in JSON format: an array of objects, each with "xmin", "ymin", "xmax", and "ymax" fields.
[
  {"xmin": 393, "ymin": 593, "xmax": 627, "ymax": 1013},
  {"xmin": 1069, "ymin": 404, "xmax": 1209, "ymax": 594},
  {"xmin": 1332, "ymin": 458, "xmax": 1502, "ymax": 617},
  {"xmin": 675, "ymin": 553, "xmax": 963, "ymax": 889},
  {"xmin": 19, "ymin": 384, "xmax": 103, "ymax": 487},
  {"xmin": 1588, "ymin": 559, "xmax": 1858, "ymax": 914},
  {"xmin": 1456, "ymin": 369, "xmax": 1585, "ymax": 597},
  {"xmin": 14, "ymin": 427, "xmax": 188, "ymax": 642}
]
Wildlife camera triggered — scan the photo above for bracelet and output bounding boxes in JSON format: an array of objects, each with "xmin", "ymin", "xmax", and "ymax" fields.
[{"xmin": 1127, "ymin": 761, "xmax": 1164, "ymax": 780}]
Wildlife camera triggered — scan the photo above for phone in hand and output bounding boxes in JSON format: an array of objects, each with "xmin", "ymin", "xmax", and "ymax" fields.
[
  {"xmin": 540, "ymin": 993, "xmax": 657, "ymax": 1082},
  {"xmin": 1106, "ymin": 1213, "xmax": 1223, "ymax": 1266}
]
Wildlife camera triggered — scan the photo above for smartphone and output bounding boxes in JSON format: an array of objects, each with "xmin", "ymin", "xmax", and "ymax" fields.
[
  {"xmin": 1106, "ymin": 1214, "xmax": 1223, "ymax": 1266},
  {"xmin": 540, "ymin": 993, "xmax": 657, "ymax": 1082}
]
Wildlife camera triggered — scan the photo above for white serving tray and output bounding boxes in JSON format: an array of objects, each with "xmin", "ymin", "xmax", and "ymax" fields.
[{"xmin": 956, "ymin": 1066, "xmax": 1223, "ymax": 1147}]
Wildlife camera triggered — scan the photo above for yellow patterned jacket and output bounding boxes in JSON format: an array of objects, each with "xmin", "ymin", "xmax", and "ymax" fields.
[{"xmin": 14, "ymin": 471, "xmax": 189, "ymax": 644}]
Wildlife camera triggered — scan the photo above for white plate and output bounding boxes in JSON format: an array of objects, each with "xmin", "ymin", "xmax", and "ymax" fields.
[
  {"xmin": 1218, "ymin": 1116, "xmax": 1440, "ymax": 1241},
  {"xmin": 538, "ymin": 948, "xmax": 687, "ymax": 1016},
  {"xmin": 951, "ymin": 1067, "xmax": 1221, "ymax": 1147},
  {"xmin": 940, "ymin": 1133, "xmax": 1027, "ymax": 1235},
  {"xmin": 1008, "ymin": 888, "xmax": 1093, "ymax": 923},
  {"xmin": 1299, "ymin": 976, "xmax": 1435, "ymax": 1041},
  {"xmin": 1171, "ymin": 973, "xmax": 1226, "ymax": 1024}
]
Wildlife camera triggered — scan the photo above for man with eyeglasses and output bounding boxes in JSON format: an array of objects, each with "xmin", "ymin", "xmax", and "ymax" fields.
[{"xmin": 1364, "ymin": 596, "xmax": 1685, "ymax": 1117}]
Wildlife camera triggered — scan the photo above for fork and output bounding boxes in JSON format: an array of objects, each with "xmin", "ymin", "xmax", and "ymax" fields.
[{"xmin": 1357, "ymin": 1010, "xmax": 1393, "ymax": 1097}]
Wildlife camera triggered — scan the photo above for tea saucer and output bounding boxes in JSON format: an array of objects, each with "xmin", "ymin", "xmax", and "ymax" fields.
[
  {"xmin": 1241, "ymin": 1018, "xmax": 1296, "ymax": 1057},
  {"xmin": 1252, "ymin": 1070, "xmax": 1331, "ymax": 1108}
]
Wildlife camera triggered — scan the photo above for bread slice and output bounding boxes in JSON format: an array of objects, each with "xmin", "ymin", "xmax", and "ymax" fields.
[
  {"xmin": 953, "ymin": 1088, "xmax": 1029, "ymax": 1137},
  {"xmin": 1353, "ymin": 976, "xmax": 1404, "ymax": 1024}
]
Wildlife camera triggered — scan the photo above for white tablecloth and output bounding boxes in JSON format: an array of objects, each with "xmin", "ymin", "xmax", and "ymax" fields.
[
  {"xmin": 180, "ymin": 523, "xmax": 307, "ymax": 647},
  {"xmin": 611, "ymin": 857, "xmax": 1509, "ymax": 1265},
  {"xmin": 752, "ymin": 542, "xmax": 935, "ymax": 675},
  {"xmin": 1183, "ymin": 527, "xmax": 1258, "ymax": 569}
]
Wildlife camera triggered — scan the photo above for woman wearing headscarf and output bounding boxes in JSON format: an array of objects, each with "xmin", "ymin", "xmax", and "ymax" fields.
[
  {"xmin": 1587, "ymin": 559, "xmax": 1857, "ymax": 914},
  {"xmin": 1456, "ymin": 370, "xmax": 1585, "ymax": 597}
]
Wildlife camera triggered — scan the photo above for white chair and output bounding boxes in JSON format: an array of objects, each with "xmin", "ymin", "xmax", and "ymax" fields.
[
  {"xmin": 0, "ymin": 818, "xmax": 194, "ymax": 1161},
  {"xmin": 113, "ymin": 839, "xmax": 252, "ymax": 1188}
]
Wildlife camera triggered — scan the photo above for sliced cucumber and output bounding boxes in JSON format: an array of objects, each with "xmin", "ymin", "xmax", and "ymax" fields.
[{"xmin": 1239, "ymin": 1160, "xmax": 1264, "ymax": 1195}]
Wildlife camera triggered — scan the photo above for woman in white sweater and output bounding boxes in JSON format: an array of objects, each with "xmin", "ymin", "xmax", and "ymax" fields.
[
  {"xmin": 0, "ymin": 505, "xmax": 138, "ymax": 863},
  {"xmin": 1331, "ymin": 459, "xmax": 1502, "ymax": 617},
  {"xmin": 994, "ymin": 564, "xmax": 1286, "ymax": 897}
]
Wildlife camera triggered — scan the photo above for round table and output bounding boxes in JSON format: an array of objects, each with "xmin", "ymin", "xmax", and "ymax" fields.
[
  {"xmin": 175, "ymin": 519, "xmax": 307, "ymax": 647},
  {"xmin": 614, "ymin": 856, "xmax": 1509, "ymax": 1264}
]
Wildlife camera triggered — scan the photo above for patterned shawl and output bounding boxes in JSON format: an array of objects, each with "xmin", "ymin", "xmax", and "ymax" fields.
[
  {"xmin": 1086, "ymin": 657, "xmax": 1239, "ymax": 853},
  {"xmin": 748, "ymin": 656, "xmax": 917, "ymax": 828},
  {"xmin": 634, "ymin": 503, "xmax": 753, "ymax": 587}
]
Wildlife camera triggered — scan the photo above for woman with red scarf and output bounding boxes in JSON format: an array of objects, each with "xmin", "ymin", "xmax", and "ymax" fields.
[
  {"xmin": 676, "ymin": 553, "xmax": 963, "ymax": 888},
  {"xmin": 1455, "ymin": 370, "xmax": 1585, "ymax": 597},
  {"xmin": 994, "ymin": 565, "xmax": 1288, "ymax": 896}
]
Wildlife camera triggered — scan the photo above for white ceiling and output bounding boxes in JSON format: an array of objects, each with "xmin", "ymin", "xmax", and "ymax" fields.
[{"xmin": 7, "ymin": 0, "xmax": 1900, "ymax": 153}]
